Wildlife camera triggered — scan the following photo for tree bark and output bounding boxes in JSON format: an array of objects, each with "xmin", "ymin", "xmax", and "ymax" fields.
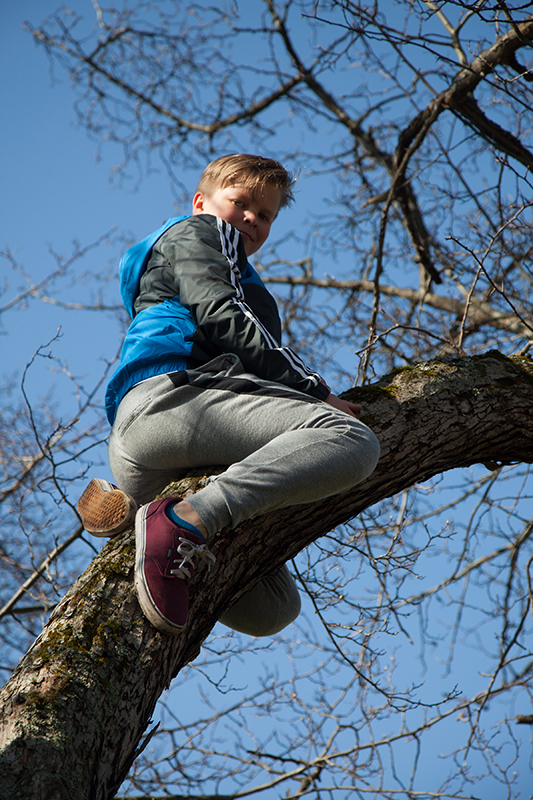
[{"xmin": 1, "ymin": 352, "xmax": 532, "ymax": 800}]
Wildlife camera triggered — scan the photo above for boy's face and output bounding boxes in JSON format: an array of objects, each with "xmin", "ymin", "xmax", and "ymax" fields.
[{"xmin": 192, "ymin": 183, "xmax": 281, "ymax": 256}]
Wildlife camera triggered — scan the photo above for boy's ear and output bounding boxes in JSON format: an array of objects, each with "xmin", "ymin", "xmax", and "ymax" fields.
[{"xmin": 192, "ymin": 191, "xmax": 205, "ymax": 215}]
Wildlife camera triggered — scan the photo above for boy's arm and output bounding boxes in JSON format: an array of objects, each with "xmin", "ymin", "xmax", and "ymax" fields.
[{"xmin": 160, "ymin": 215, "xmax": 330, "ymax": 401}]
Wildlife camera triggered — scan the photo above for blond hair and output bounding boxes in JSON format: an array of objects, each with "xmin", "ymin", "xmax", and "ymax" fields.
[{"xmin": 196, "ymin": 154, "xmax": 295, "ymax": 209}]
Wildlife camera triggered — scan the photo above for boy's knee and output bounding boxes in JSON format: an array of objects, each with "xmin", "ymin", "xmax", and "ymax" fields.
[
  {"xmin": 342, "ymin": 419, "xmax": 380, "ymax": 483},
  {"xmin": 219, "ymin": 565, "xmax": 301, "ymax": 637}
]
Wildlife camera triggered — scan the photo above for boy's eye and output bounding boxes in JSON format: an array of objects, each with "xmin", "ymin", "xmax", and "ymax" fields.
[
  {"xmin": 233, "ymin": 200, "xmax": 244, "ymax": 207},
  {"xmin": 259, "ymin": 213, "xmax": 269, "ymax": 222}
]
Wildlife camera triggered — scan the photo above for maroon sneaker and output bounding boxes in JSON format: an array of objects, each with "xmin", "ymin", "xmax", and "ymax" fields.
[
  {"xmin": 77, "ymin": 478, "xmax": 138, "ymax": 537},
  {"xmin": 134, "ymin": 497, "xmax": 216, "ymax": 634}
]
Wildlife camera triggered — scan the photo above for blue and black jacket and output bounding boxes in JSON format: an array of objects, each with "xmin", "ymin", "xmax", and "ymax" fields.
[{"xmin": 105, "ymin": 214, "xmax": 329, "ymax": 424}]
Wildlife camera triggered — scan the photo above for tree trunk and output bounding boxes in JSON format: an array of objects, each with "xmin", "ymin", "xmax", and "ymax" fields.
[{"xmin": 1, "ymin": 352, "xmax": 532, "ymax": 800}]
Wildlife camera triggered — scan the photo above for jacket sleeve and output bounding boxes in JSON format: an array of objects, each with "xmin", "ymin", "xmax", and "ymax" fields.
[{"xmin": 158, "ymin": 214, "xmax": 330, "ymax": 400}]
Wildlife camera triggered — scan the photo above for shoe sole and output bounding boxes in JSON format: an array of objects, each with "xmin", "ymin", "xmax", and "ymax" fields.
[
  {"xmin": 134, "ymin": 504, "xmax": 185, "ymax": 635},
  {"xmin": 77, "ymin": 478, "xmax": 137, "ymax": 537}
]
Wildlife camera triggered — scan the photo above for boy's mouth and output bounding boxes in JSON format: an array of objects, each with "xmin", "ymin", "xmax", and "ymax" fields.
[{"xmin": 238, "ymin": 230, "xmax": 253, "ymax": 243}]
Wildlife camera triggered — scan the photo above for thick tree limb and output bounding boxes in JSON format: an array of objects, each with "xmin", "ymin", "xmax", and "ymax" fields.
[{"xmin": 1, "ymin": 352, "xmax": 532, "ymax": 800}]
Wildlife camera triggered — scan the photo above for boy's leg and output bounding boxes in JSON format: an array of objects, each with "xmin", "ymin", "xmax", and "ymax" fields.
[
  {"xmin": 108, "ymin": 355, "xmax": 380, "ymax": 531},
  {"xmin": 108, "ymin": 355, "xmax": 379, "ymax": 635}
]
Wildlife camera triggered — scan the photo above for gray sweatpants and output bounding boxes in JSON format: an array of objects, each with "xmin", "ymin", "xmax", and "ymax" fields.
[{"xmin": 108, "ymin": 355, "xmax": 380, "ymax": 636}]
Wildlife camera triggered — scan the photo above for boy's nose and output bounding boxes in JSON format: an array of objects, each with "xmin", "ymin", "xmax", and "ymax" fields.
[{"xmin": 243, "ymin": 210, "xmax": 257, "ymax": 225}]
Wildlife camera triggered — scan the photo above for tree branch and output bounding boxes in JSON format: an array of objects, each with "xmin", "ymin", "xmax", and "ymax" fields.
[
  {"xmin": 260, "ymin": 273, "xmax": 533, "ymax": 340},
  {"xmin": 395, "ymin": 16, "xmax": 533, "ymax": 174}
]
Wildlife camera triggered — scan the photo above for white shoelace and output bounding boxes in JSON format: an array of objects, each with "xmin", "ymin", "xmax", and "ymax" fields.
[{"xmin": 170, "ymin": 537, "xmax": 216, "ymax": 579}]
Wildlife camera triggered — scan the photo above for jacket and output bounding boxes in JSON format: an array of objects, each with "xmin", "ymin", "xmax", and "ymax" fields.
[{"xmin": 105, "ymin": 214, "xmax": 329, "ymax": 424}]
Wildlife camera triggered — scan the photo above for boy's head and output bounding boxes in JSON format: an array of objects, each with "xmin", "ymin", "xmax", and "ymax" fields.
[{"xmin": 192, "ymin": 154, "xmax": 295, "ymax": 256}]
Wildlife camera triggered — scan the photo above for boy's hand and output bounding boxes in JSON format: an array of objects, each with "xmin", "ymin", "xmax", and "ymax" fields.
[{"xmin": 325, "ymin": 393, "xmax": 362, "ymax": 418}]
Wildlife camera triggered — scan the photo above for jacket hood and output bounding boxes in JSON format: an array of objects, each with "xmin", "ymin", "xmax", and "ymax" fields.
[{"xmin": 119, "ymin": 215, "xmax": 188, "ymax": 319}]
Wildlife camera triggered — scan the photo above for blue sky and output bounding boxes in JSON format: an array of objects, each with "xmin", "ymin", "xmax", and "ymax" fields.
[
  {"xmin": 0, "ymin": 2, "xmax": 182, "ymax": 258},
  {"xmin": 1, "ymin": 3, "xmax": 175, "ymax": 393}
]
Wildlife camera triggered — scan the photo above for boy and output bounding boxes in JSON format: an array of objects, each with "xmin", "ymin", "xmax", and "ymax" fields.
[{"xmin": 78, "ymin": 154, "xmax": 380, "ymax": 637}]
